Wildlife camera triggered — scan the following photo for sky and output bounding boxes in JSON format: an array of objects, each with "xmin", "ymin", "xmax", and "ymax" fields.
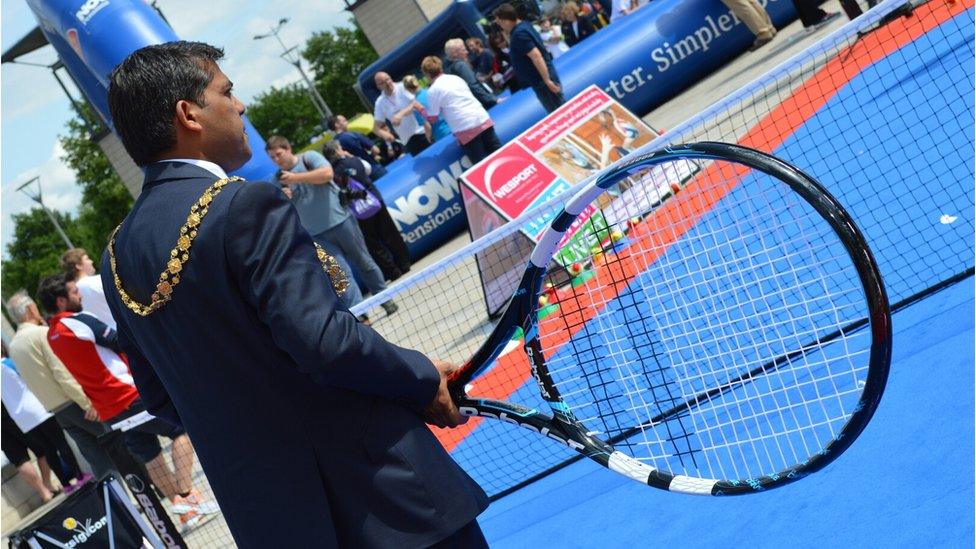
[{"xmin": 0, "ymin": 0, "xmax": 354, "ymax": 258}]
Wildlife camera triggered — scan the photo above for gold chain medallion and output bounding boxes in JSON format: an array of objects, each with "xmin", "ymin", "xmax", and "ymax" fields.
[
  {"xmin": 108, "ymin": 176, "xmax": 243, "ymax": 316},
  {"xmin": 314, "ymin": 243, "xmax": 349, "ymax": 297},
  {"xmin": 109, "ymin": 177, "xmax": 349, "ymax": 315}
]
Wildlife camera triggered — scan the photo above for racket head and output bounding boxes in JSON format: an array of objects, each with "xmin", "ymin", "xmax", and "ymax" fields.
[{"xmin": 453, "ymin": 142, "xmax": 891, "ymax": 495}]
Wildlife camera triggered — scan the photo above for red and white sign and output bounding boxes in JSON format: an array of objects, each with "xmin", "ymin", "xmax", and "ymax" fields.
[{"xmin": 463, "ymin": 145, "xmax": 559, "ymax": 220}]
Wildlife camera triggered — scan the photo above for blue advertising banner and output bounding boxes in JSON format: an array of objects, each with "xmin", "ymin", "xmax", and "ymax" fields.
[{"xmin": 372, "ymin": 0, "xmax": 800, "ymax": 259}]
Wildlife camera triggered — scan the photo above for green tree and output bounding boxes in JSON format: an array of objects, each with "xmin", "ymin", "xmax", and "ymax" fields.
[
  {"xmin": 59, "ymin": 113, "xmax": 134, "ymax": 257},
  {"xmin": 246, "ymin": 83, "xmax": 324, "ymax": 147},
  {"xmin": 2, "ymin": 106, "xmax": 133, "ymax": 300},
  {"xmin": 246, "ymin": 20, "xmax": 378, "ymax": 147},
  {"xmin": 303, "ymin": 22, "xmax": 379, "ymax": 118},
  {"xmin": 1, "ymin": 209, "xmax": 84, "ymax": 299}
]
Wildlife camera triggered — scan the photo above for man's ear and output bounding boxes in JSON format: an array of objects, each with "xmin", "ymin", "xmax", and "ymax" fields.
[
  {"xmin": 174, "ymin": 99, "xmax": 204, "ymax": 133},
  {"xmin": 54, "ymin": 296, "xmax": 66, "ymax": 311}
]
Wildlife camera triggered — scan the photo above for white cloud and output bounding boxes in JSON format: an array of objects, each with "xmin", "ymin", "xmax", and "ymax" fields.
[
  {"xmin": 0, "ymin": 52, "xmax": 72, "ymax": 122},
  {"xmin": 1, "ymin": 141, "xmax": 82, "ymax": 257},
  {"xmin": 156, "ymin": 0, "xmax": 352, "ymax": 103}
]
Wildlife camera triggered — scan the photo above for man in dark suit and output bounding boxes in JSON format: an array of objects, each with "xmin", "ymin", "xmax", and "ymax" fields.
[
  {"xmin": 102, "ymin": 41, "xmax": 488, "ymax": 548},
  {"xmin": 561, "ymin": 2, "xmax": 597, "ymax": 47}
]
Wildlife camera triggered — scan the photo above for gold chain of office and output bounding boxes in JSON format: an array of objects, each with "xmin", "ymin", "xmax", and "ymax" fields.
[{"xmin": 108, "ymin": 176, "xmax": 348, "ymax": 317}]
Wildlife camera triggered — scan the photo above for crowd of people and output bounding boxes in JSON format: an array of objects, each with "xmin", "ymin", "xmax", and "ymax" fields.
[{"xmin": 3, "ymin": 249, "xmax": 221, "ymax": 533}]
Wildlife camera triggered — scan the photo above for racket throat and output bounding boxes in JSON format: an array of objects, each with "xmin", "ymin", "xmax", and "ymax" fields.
[{"xmin": 525, "ymin": 337, "xmax": 563, "ymax": 405}]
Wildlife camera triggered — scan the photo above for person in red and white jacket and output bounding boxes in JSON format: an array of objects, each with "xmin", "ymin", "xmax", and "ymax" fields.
[{"xmin": 37, "ymin": 273, "xmax": 219, "ymax": 533}]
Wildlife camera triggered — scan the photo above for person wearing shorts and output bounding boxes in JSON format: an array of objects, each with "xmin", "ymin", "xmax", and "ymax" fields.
[{"xmin": 1, "ymin": 405, "xmax": 73, "ymax": 502}]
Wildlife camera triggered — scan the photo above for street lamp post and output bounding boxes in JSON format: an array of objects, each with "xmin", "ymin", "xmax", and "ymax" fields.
[
  {"xmin": 253, "ymin": 18, "xmax": 333, "ymax": 128},
  {"xmin": 16, "ymin": 176, "xmax": 75, "ymax": 249}
]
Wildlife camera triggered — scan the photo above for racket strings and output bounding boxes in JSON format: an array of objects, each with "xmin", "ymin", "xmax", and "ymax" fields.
[
  {"xmin": 659, "ymin": 173, "xmax": 865, "ymax": 479},
  {"xmin": 538, "ymin": 158, "xmax": 872, "ymax": 481}
]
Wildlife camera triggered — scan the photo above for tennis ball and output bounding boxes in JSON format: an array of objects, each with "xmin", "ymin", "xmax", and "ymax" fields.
[
  {"xmin": 569, "ymin": 262, "xmax": 583, "ymax": 276},
  {"xmin": 610, "ymin": 229, "xmax": 624, "ymax": 242},
  {"xmin": 538, "ymin": 294, "xmax": 549, "ymax": 307}
]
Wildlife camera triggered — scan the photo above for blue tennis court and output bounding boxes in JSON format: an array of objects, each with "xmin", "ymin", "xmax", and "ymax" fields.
[
  {"xmin": 481, "ymin": 278, "xmax": 973, "ymax": 547},
  {"xmin": 470, "ymin": 6, "xmax": 974, "ymax": 546}
]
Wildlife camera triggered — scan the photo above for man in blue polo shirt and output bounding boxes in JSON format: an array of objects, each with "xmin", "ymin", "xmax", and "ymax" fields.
[{"xmin": 493, "ymin": 3, "xmax": 566, "ymax": 113}]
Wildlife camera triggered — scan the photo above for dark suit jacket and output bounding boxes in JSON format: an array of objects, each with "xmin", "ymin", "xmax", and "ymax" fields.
[
  {"xmin": 102, "ymin": 161, "xmax": 487, "ymax": 548},
  {"xmin": 444, "ymin": 57, "xmax": 498, "ymax": 109},
  {"xmin": 562, "ymin": 17, "xmax": 596, "ymax": 47}
]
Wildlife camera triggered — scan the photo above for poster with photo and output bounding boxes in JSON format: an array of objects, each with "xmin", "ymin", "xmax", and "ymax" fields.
[{"xmin": 460, "ymin": 86, "xmax": 697, "ymax": 315}]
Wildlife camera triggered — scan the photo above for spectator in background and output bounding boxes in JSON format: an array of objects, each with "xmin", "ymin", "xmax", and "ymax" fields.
[
  {"xmin": 38, "ymin": 273, "xmax": 220, "ymax": 533},
  {"xmin": 537, "ymin": 18, "xmax": 569, "ymax": 60},
  {"xmin": 444, "ymin": 38, "xmax": 499, "ymax": 110},
  {"xmin": 375, "ymin": 128, "xmax": 405, "ymax": 166},
  {"xmin": 266, "ymin": 135, "xmax": 365, "ymax": 313},
  {"xmin": 790, "ymin": 0, "xmax": 841, "ymax": 30},
  {"xmin": 373, "ymin": 71, "xmax": 431, "ymax": 157},
  {"xmin": 561, "ymin": 2, "xmax": 596, "ymax": 46},
  {"xmin": 610, "ymin": 0, "xmax": 634, "ymax": 22},
  {"xmin": 324, "ymin": 141, "xmax": 412, "ymax": 282},
  {"xmin": 266, "ymin": 136, "xmax": 399, "ymax": 316},
  {"xmin": 6, "ymin": 291, "xmax": 115, "ymax": 479},
  {"xmin": 493, "ymin": 3, "xmax": 566, "ymax": 113},
  {"xmin": 403, "ymin": 75, "xmax": 451, "ymax": 143},
  {"xmin": 2, "ymin": 346, "xmax": 88, "ymax": 497},
  {"xmin": 1, "ymin": 403, "xmax": 59, "ymax": 503},
  {"xmin": 466, "ymin": 37, "xmax": 495, "ymax": 82},
  {"xmin": 719, "ymin": 0, "xmax": 777, "ymax": 50},
  {"xmin": 61, "ymin": 248, "xmax": 115, "ymax": 330},
  {"xmin": 584, "ymin": 0, "xmax": 611, "ymax": 28},
  {"xmin": 418, "ymin": 56, "xmax": 501, "ymax": 164},
  {"xmin": 487, "ymin": 31, "xmax": 521, "ymax": 93},
  {"xmin": 326, "ymin": 114, "xmax": 387, "ymax": 180}
]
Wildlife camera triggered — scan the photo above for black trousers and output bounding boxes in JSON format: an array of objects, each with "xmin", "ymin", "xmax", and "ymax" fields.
[
  {"xmin": 358, "ymin": 208, "xmax": 412, "ymax": 280},
  {"xmin": 791, "ymin": 0, "xmax": 829, "ymax": 26},
  {"xmin": 54, "ymin": 402, "xmax": 114, "ymax": 478},
  {"xmin": 531, "ymin": 74, "xmax": 567, "ymax": 114},
  {"xmin": 460, "ymin": 127, "xmax": 502, "ymax": 165},
  {"xmin": 406, "ymin": 133, "xmax": 432, "ymax": 156}
]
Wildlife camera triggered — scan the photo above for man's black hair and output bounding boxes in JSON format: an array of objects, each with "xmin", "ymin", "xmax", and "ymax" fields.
[
  {"xmin": 36, "ymin": 273, "xmax": 70, "ymax": 316},
  {"xmin": 108, "ymin": 41, "xmax": 225, "ymax": 166},
  {"xmin": 326, "ymin": 115, "xmax": 341, "ymax": 132},
  {"xmin": 493, "ymin": 3, "xmax": 519, "ymax": 21}
]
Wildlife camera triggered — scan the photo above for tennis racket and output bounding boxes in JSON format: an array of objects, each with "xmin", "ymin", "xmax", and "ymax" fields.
[{"xmin": 448, "ymin": 141, "xmax": 891, "ymax": 495}]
